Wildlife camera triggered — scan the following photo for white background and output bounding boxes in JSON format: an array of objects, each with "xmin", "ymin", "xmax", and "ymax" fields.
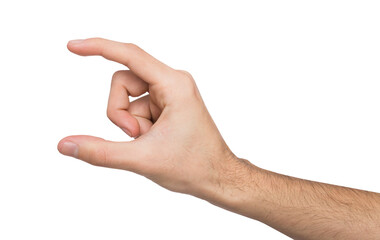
[{"xmin": 1, "ymin": 1, "xmax": 379, "ymax": 239}]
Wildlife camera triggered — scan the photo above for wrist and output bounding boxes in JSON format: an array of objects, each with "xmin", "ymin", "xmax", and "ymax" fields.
[{"xmin": 202, "ymin": 153, "xmax": 264, "ymax": 218}]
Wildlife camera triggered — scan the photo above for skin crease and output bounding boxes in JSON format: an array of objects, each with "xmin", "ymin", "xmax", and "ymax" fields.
[{"xmin": 58, "ymin": 38, "xmax": 380, "ymax": 240}]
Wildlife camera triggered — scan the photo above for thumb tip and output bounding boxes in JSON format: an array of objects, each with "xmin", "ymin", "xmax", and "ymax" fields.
[
  {"xmin": 58, "ymin": 138, "xmax": 79, "ymax": 158},
  {"xmin": 58, "ymin": 135, "xmax": 106, "ymax": 158}
]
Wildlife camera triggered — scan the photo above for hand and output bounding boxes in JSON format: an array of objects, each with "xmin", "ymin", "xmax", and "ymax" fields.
[
  {"xmin": 58, "ymin": 38, "xmax": 240, "ymax": 198},
  {"xmin": 58, "ymin": 38, "xmax": 380, "ymax": 239}
]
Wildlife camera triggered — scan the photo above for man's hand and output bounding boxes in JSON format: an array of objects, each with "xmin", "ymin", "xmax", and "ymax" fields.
[
  {"xmin": 58, "ymin": 38, "xmax": 380, "ymax": 239},
  {"xmin": 57, "ymin": 38, "xmax": 239, "ymax": 198}
]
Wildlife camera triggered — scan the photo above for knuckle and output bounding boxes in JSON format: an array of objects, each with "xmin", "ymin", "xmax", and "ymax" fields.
[
  {"xmin": 177, "ymin": 70, "xmax": 193, "ymax": 80},
  {"xmin": 92, "ymin": 37, "xmax": 104, "ymax": 41},
  {"xmin": 89, "ymin": 144, "xmax": 111, "ymax": 167},
  {"xmin": 175, "ymin": 70, "xmax": 199, "ymax": 99},
  {"xmin": 124, "ymin": 42, "xmax": 140, "ymax": 51},
  {"xmin": 111, "ymin": 70, "xmax": 125, "ymax": 83}
]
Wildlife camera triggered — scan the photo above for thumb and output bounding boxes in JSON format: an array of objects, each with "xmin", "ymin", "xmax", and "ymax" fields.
[{"xmin": 57, "ymin": 135, "xmax": 143, "ymax": 171}]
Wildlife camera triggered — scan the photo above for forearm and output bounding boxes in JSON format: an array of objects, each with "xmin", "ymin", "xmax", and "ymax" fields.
[{"xmin": 206, "ymin": 157, "xmax": 380, "ymax": 240}]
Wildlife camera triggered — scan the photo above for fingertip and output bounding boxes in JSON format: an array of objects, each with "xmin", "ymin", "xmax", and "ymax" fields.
[
  {"xmin": 121, "ymin": 127, "xmax": 140, "ymax": 138},
  {"xmin": 67, "ymin": 38, "xmax": 93, "ymax": 55},
  {"xmin": 57, "ymin": 136, "xmax": 70, "ymax": 152},
  {"xmin": 67, "ymin": 37, "xmax": 108, "ymax": 57},
  {"xmin": 57, "ymin": 137, "xmax": 79, "ymax": 158},
  {"xmin": 67, "ymin": 39, "xmax": 84, "ymax": 52},
  {"xmin": 127, "ymin": 120, "xmax": 141, "ymax": 138},
  {"xmin": 107, "ymin": 109, "xmax": 141, "ymax": 138},
  {"xmin": 121, "ymin": 128, "xmax": 132, "ymax": 136}
]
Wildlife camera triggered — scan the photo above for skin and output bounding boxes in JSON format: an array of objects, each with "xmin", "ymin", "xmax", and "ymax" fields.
[{"xmin": 58, "ymin": 38, "xmax": 380, "ymax": 239}]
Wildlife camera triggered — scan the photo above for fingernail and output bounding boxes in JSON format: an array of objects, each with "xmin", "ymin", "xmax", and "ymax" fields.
[
  {"xmin": 68, "ymin": 39, "xmax": 84, "ymax": 45},
  {"xmin": 121, "ymin": 128, "xmax": 132, "ymax": 137},
  {"xmin": 60, "ymin": 141, "xmax": 79, "ymax": 158}
]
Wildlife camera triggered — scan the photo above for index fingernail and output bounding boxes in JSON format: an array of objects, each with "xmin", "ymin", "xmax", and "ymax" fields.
[
  {"xmin": 59, "ymin": 141, "xmax": 79, "ymax": 158},
  {"xmin": 69, "ymin": 39, "xmax": 84, "ymax": 45}
]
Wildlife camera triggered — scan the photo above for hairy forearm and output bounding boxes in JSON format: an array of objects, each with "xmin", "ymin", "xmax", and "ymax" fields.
[{"xmin": 207, "ymin": 157, "xmax": 380, "ymax": 240}]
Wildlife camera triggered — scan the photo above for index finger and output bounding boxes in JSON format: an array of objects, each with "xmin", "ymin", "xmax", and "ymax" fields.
[{"xmin": 67, "ymin": 38, "xmax": 175, "ymax": 85}]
